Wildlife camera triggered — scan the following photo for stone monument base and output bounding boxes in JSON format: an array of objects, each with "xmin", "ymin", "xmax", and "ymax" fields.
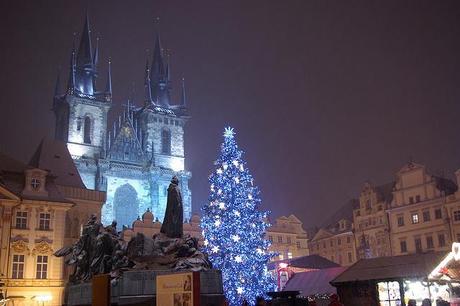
[{"xmin": 64, "ymin": 269, "xmax": 225, "ymax": 306}]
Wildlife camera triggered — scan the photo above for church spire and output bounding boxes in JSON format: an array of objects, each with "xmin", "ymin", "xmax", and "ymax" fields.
[{"xmin": 76, "ymin": 12, "xmax": 93, "ymax": 68}]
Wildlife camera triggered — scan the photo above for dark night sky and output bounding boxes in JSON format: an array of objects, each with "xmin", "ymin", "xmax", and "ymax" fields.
[{"xmin": 2, "ymin": 0, "xmax": 460, "ymax": 228}]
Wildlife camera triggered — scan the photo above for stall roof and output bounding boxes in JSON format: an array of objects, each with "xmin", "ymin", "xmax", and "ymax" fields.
[
  {"xmin": 331, "ymin": 252, "xmax": 447, "ymax": 285},
  {"xmin": 284, "ymin": 267, "xmax": 347, "ymax": 296},
  {"xmin": 268, "ymin": 254, "xmax": 340, "ymax": 270}
]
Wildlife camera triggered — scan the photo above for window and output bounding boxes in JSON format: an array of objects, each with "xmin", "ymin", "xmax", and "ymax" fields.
[
  {"xmin": 415, "ymin": 195, "xmax": 421, "ymax": 203},
  {"xmin": 164, "ymin": 118, "xmax": 168, "ymax": 125},
  {"xmin": 12, "ymin": 255, "xmax": 24, "ymax": 279},
  {"xmin": 409, "ymin": 196, "xmax": 414, "ymax": 204},
  {"xmin": 278, "ymin": 236, "xmax": 282, "ymax": 243},
  {"xmin": 322, "ymin": 242, "xmax": 326, "ymax": 248},
  {"xmin": 348, "ymin": 252, "xmax": 352, "ymax": 263},
  {"xmin": 438, "ymin": 234, "xmax": 446, "ymax": 247},
  {"xmin": 378, "ymin": 281, "xmax": 401, "ymax": 305},
  {"xmin": 268, "ymin": 236, "xmax": 273, "ymax": 242},
  {"xmin": 296, "ymin": 241, "xmax": 301, "ymax": 248},
  {"xmin": 287, "ymin": 252, "xmax": 292, "ymax": 259},
  {"xmin": 338, "ymin": 238, "xmax": 341, "ymax": 245},
  {"xmin": 415, "ymin": 238, "xmax": 422, "ymax": 253},
  {"xmin": 279, "ymin": 254, "xmax": 284, "ymax": 260},
  {"xmin": 423, "ymin": 211, "xmax": 431, "ymax": 222},
  {"xmin": 161, "ymin": 129, "xmax": 171, "ymax": 155},
  {"xmin": 83, "ymin": 116, "xmax": 91, "ymax": 144},
  {"xmin": 175, "ymin": 120, "xmax": 179, "ymax": 126},
  {"xmin": 397, "ymin": 216, "xmax": 404, "ymax": 227},
  {"xmin": 15, "ymin": 211, "xmax": 27, "ymax": 229},
  {"xmin": 435, "ymin": 209, "xmax": 442, "ymax": 219},
  {"xmin": 39, "ymin": 213, "xmax": 51, "ymax": 230},
  {"xmin": 287, "ymin": 237, "xmax": 291, "ymax": 244},
  {"xmin": 347, "ymin": 237, "xmax": 351, "ymax": 243},
  {"xmin": 411, "ymin": 213, "xmax": 419, "ymax": 224},
  {"xmin": 338, "ymin": 254, "xmax": 342, "ymax": 264},
  {"xmin": 31, "ymin": 178, "xmax": 40, "ymax": 190},
  {"xmin": 426, "ymin": 236, "xmax": 434, "ymax": 249},
  {"xmin": 400, "ymin": 240, "xmax": 407, "ymax": 253},
  {"xmin": 36, "ymin": 255, "xmax": 48, "ymax": 279},
  {"xmin": 454, "ymin": 210, "xmax": 460, "ymax": 221}
]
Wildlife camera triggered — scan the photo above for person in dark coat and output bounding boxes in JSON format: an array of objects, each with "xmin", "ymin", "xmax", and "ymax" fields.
[{"xmin": 160, "ymin": 176, "xmax": 184, "ymax": 238}]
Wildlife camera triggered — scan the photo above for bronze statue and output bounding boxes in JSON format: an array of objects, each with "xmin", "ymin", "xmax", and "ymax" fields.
[{"xmin": 160, "ymin": 176, "xmax": 183, "ymax": 238}]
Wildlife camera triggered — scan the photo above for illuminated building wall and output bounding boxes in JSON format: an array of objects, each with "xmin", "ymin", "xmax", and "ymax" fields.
[
  {"xmin": 53, "ymin": 15, "xmax": 192, "ymax": 229},
  {"xmin": 0, "ymin": 141, "xmax": 105, "ymax": 306}
]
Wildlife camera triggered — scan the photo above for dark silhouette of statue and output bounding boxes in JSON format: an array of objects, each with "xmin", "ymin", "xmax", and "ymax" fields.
[{"xmin": 160, "ymin": 176, "xmax": 183, "ymax": 238}]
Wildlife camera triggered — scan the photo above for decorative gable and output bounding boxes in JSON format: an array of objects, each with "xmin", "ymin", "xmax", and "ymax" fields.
[{"xmin": 108, "ymin": 117, "xmax": 146, "ymax": 164}]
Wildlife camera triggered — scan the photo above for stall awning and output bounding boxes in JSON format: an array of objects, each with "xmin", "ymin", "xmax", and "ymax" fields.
[
  {"xmin": 283, "ymin": 267, "xmax": 347, "ymax": 296},
  {"xmin": 268, "ymin": 254, "xmax": 340, "ymax": 271},
  {"xmin": 429, "ymin": 243, "xmax": 460, "ymax": 281},
  {"xmin": 331, "ymin": 252, "xmax": 447, "ymax": 285}
]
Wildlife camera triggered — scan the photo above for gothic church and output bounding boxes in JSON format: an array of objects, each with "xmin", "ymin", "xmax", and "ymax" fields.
[{"xmin": 53, "ymin": 15, "xmax": 192, "ymax": 229}]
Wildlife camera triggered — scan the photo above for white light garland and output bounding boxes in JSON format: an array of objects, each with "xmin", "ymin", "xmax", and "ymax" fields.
[{"xmin": 219, "ymin": 202, "xmax": 226, "ymax": 209}]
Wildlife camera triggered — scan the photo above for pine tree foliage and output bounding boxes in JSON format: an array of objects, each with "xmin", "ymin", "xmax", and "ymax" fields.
[{"xmin": 201, "ymin": 127, "xmax": 276, "ymax": 306}]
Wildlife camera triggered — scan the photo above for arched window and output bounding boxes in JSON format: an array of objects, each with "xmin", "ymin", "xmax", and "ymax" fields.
[
  {"xmin": 83, "ymin": 116, "xmax": 91, "ymax": 144},
  {"xmin": 161, "ymin": 129, "xmax": 171, "ymax": 155},
  {"xmin": 113, "ymin": 184, "xmax": 139, "ymax": 230}
]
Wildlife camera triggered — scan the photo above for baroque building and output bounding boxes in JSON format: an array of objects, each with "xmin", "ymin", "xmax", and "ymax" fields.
[
  {"xmin": 353, "ymin": 182, "xmax": 393, "ymax": 259},
  {"xmin": 308, "ymin": 200, "xmax": 359, "ymax": 266},
  {"xmin": 265, "ymin": 215, "xmax": 310, "ymax": 260},
  {"xmin": 387, "ymin": 162, "xmax": 457, "ymax": 256},
  {"xmin": 52, "ymin": 15, "xmax": 192, "ymax": 229},
  {"xmin": 0, "ymin": 139, "xmax": 105, "ymax": 305}
]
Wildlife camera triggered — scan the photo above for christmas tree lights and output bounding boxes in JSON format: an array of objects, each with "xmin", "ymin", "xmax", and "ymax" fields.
[{"xmin": 201, "ymin": 127, "xmax": 276, "ymax": 306}]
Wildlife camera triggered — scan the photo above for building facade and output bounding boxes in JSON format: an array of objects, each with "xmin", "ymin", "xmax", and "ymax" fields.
[
  {"xmin": 53, "ymin": 15, "xmax": 192, "ymax": 229},
  {"xmin": 0, "ymin": 140, "xmax": 105, "ymax": 306},
  {"xmin": 353, "ymin": 182, "xmax": 393, "ymax": 259},
  {"xmin": 266, "ymin": 215, "xmax": 310, "ymax": 260},
  {"xmin": 388, "ymin": 162, "xmax": 457, "ymax": 256}
]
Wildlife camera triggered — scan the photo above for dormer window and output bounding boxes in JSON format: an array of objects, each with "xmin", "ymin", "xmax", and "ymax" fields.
[{"xmin": 31, "ymin": 178, "xmax": 41, "ymax": 190}]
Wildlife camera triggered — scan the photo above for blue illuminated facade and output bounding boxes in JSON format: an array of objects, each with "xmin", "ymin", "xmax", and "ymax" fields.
[{"xmin": 53, "ymin": 14, "xmax": 191, "ymax": 229}]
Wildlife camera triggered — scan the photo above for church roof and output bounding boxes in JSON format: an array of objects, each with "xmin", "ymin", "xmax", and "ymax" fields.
[{"xmin": 29, "ymin": 138, "xmax": 85, "ymax": 188}]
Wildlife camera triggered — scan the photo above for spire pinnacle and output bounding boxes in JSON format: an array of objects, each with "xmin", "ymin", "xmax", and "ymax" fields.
[
  {"xmin": 144, "ymin": 59, "xmax": 153, "ymax": 104},
  {"xmin": 67, "ymin": 46, "xmax": 76, "ymax": 94},
  {"xmin": 181, "ymin": 77, "xmax": 187, "ymax": 107},
  {"xmin": 105, "ymin": 58, "xmax": 112, "ymax": 95},
  {"xmin": 76, "ymin": 11, "xmax": 93, "ymax": 67},
  {"xmin": 93, "ymin": 37, "xmax": 99, "ymax": 67}
]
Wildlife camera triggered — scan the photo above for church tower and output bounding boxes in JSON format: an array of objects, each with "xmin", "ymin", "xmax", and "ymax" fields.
[
  {"xmin": 53, "ymin": 14, "xmax": 192, "ymax": 229},
  {"xmin": 53, "ymin": 14, "xmax": 112, "ymax": 189},
  {"xmin": 136, "ymin": 33, "xmax": 192, "ymax": 222}
]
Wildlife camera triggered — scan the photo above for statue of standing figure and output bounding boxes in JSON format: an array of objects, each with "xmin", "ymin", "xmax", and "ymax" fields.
[{"xmin": 160, "ymin": 176, "xmax": 184, "ymax": 238}]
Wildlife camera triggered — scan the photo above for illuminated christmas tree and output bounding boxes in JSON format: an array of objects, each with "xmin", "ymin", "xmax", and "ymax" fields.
[{"xmin": 201, "ymin": 127, "xmax": 276, "ymax": 306}]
